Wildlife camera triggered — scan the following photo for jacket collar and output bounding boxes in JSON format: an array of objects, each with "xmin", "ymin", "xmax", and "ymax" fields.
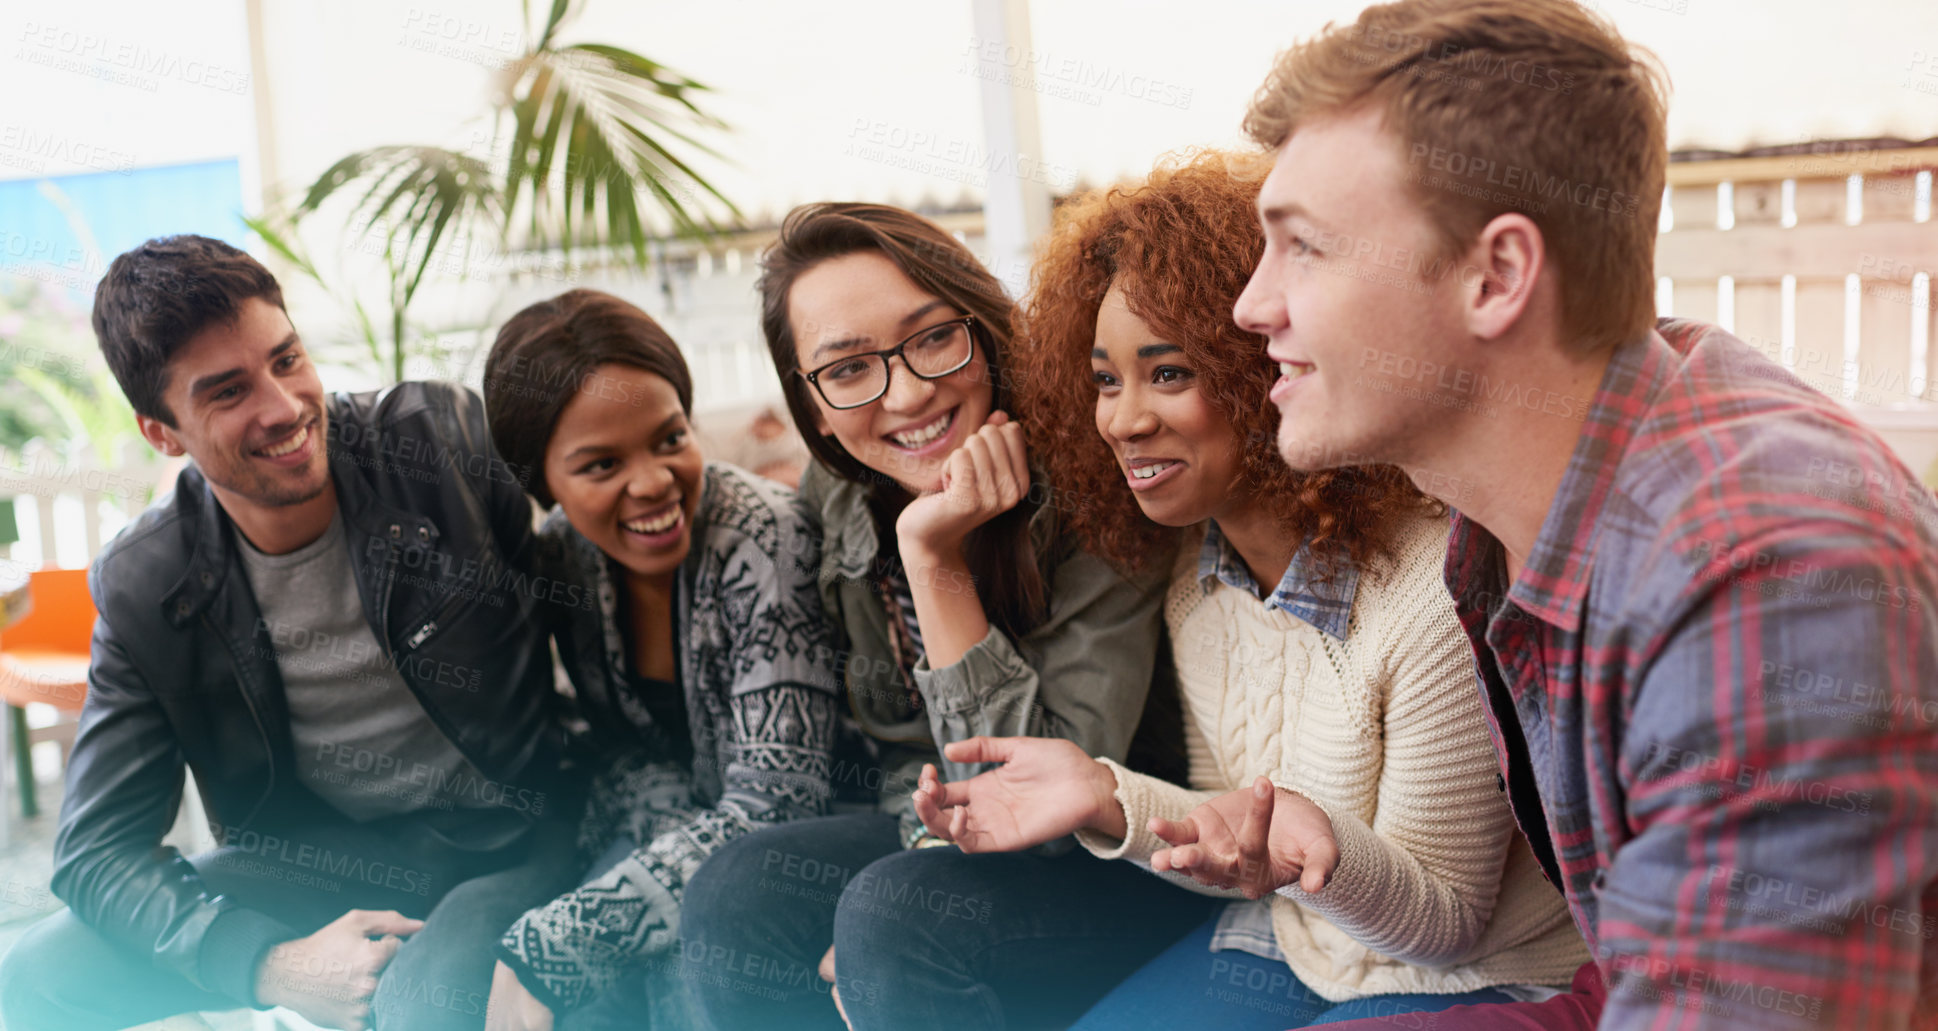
[
  {"xmin": 1501, "ymin": 328, "xmax": 1676, "ymax": 632},
  {"xmin": 801, "ymin": 461, "xmax": 880, "ymax": 582}
]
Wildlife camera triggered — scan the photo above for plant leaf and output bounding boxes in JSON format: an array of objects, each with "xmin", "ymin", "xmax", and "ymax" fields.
[
  {"xmin": 292, "ymin": 146, "xmax": 504, "ymax": 306},
  {"xmin": 497, "ymin": 39, "xmax": 741, "ymax": 258}
]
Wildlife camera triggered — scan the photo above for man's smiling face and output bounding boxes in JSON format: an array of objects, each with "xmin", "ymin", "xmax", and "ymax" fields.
[{"xmin": 139, "ymin": 296, "xmax": 331, "ymax": 512}]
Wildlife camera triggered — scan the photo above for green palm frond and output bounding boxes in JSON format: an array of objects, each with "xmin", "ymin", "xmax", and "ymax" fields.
[
  {"xmin": 16, "ymin": 366, "xmax": 138, "ymax": 468},
  {"xmin": 263, "ymin": 0, "xmax": 737, "ymax": 384},
  {"xmin": 494, "ymin": 1, "xmax": 740, "ymax": 260},
  {"xmin": 242, "ymin": 212, "xmax": 321, "ymax": 284},
  {"xmin": 244, "ymin": 213, "xmax": 386, "ymax": 372},
  {"xmin": 298, "ymin": 145, "xmax": 504, "ymax": 308}
]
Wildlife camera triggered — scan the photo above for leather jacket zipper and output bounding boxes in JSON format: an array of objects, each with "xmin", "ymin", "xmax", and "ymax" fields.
[
  {"xmin": 377, "ymin": 541, "xmax": 460, "ymax": 657},
  {"xmin": 376, "ymin": 533, "xmax": 503, "ymax": 781},
  {"xmin": 398, "ymin": 576, "xmax": 478, "ymax": 653}
]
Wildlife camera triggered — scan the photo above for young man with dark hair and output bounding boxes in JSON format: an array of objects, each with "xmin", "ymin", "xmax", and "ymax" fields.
[
  {"xmin": 0, "ymin": 234, "xmax": 578, "ymax": 1030},
  {"xmin": 1145, "ymin": 1, "xmax": 1938, "ymax": 1027}
]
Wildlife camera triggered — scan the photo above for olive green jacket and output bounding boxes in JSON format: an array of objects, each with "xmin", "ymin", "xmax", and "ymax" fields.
[{"xmin": 798, "ymin": 460, "xmax": 1167, "ymax": 845}]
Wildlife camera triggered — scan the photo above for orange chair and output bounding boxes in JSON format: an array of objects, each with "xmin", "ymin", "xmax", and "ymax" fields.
[{"xmin": 0, "ymin": 568, "xmax": 94, "ymax": 819}]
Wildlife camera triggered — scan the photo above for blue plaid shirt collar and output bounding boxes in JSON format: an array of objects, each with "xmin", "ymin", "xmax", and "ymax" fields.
[{"xmin": 1197, "ymin": 519, "xmax": 1360, "ymax": 641}]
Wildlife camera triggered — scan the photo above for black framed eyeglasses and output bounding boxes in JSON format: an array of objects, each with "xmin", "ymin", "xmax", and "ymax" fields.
[{"xmin": 800, "ymin": 315, "xmax": 981, "ymax": 410}]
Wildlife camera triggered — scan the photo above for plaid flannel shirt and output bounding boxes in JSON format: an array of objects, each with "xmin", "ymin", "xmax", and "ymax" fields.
[{"xmin": 1445, "ymin": 318, "xmax": 1938, "ymax": 1029}]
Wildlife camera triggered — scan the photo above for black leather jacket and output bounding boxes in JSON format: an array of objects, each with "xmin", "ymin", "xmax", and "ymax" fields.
[{"xmin": 52, "ymin": 381, "xmax": 565, "ymax": 1004}]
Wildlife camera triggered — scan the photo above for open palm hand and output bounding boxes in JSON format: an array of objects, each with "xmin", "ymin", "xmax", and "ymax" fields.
[
  {"xmin": 911, "ymin": 736, "xmax": 1122, "ymax": 853},
  {"xmin": 1150, "ymin": 777, "xmax": 1339, "ymax": 899}
]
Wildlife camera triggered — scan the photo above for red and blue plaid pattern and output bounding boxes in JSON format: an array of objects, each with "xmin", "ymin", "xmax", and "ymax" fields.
[{"xmin": 1445, "ymin": 319, "xmax": 1938, "ymax": 1030}]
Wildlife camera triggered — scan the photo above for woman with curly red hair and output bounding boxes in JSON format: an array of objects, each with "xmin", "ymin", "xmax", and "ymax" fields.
[{"xmin": 909, "ymin": 151, "xmax": 1588, "ymax": 1027}]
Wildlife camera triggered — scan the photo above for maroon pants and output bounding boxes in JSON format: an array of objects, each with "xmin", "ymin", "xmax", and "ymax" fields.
[{"xmin": 1317, "ymin": 961, "xmax": 1606, "ymax": 1030}]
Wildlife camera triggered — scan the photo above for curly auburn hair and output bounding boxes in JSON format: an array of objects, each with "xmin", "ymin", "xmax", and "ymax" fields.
[{"xmin": 1014, "ymin": 150, "xmax": 1434, "ymax": 577}]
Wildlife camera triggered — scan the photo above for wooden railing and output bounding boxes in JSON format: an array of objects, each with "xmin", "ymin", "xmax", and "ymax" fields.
[
  {"xmin": 1656, "ymin": 146, "xmax": 1938, "ymax": 483},
  {"xmin": 0, "ymin": 441, "xmax": 161, "ymax": 570}
]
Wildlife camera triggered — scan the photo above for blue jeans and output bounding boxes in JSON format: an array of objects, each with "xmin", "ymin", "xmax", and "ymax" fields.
[
  {"xmin": 0, "ymin": 814, "xmax": 580, "ymax": 1031},
  {"xmin": 680, "ymin": 811, "xmax": 1222, "ymax": 1031},
  {"xmin": 1071, "ymin": 911, "xmax": 1516, "ymax": 1029}
]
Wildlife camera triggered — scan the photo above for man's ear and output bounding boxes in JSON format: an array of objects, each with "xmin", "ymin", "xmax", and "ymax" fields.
[
  {"xmin": 137, "ymin": 414, "xmax": 185, "ymax": 457},
  {"xmin": 1463, "ymin": 212, "xmax": 1544, "ymax": 342}
]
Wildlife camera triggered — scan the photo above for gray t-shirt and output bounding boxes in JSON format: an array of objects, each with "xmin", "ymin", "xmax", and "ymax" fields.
[{"xmin": 236, "ymin": 510, "xmax": 496, "ymax": 823}]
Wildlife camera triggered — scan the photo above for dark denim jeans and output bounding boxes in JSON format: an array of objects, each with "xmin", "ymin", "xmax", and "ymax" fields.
[
  {"xmin": 679, "ymin": 811, "xmax": 1221, "ymax": 1031},
  {"xmin": 0, "ymin": 814, "xmax": 580, "ymax": 1031},
  {"xmin": 1070, "ymin": 911, "xmax": 1517, "ymax": 1029}
]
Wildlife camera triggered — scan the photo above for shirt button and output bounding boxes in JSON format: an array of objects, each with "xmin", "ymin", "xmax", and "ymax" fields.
[
  {"xmin": 199, "ymin": 571, "xmax": 214, "ymax": 587},
  {"xmin": 1592, "ymin": 870, "xmax": 1607, "ymax": 892}
]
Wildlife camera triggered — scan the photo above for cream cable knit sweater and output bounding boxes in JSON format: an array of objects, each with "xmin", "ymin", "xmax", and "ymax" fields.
[{"xmin": 1076, "ymin": 514, "xmax": 1588, "ymax": 1002}]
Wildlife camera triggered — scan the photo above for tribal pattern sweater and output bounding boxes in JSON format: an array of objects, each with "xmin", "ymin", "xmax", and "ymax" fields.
[{"xmin": 497, "ymin": 463, "xmax": 840, "ymax": 1012}]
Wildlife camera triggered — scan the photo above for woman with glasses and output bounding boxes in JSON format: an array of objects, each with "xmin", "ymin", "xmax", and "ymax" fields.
[{"xmin": 679, "ymin": 203, "xmax": 1213, "ymax": 1030}]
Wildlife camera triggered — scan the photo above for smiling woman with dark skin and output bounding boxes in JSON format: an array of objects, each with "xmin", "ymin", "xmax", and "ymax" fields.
[
  {"xmin": 541, "ymin": 364, "xmax": 699, "ymax": 684},
  {"xmin": 480, "ymin": 289, "xmax": 840, "ymax": 1031},
  {"xmin": 910, "ymin": 151, "xmax": 1588, "ymax": 1028}
]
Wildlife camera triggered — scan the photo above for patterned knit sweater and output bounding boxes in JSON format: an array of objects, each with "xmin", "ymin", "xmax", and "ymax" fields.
[
  {"xmin": 1077, "ymin": 514, "xmax": 1588, "ymax": 1002},
  {"xmin": 496, "ymin": 463, "xmax": 840, "ymax": 1012}
]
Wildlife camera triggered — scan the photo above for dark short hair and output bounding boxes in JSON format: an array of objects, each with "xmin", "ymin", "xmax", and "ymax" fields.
[
  {"xmin": 482, "ymin": 288, "xmax": 693, "ymax": 508},
  {"xmin": 91, "ymin": 234, "xmax": 286, "ymax": 426}
]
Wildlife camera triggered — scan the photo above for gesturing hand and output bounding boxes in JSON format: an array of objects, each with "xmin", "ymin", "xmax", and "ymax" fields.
[
  {"xmin": 909, "ymin": 736, "xmax": 1124, "ymax": 853},
  {"xmin": 253, "ymin": 908, "xmax": 423, "ymax": 1031},
  {"xmin": 894, "ymin": 411, "xmax": 1030, "ymax": 557},
  {"xmin": 485, "ymin": 960, "xmax": 555, "ymax": 1031},
  {"xmin": 1150, "ymin": 777, "xmax": 1340, "ymax": 900}
]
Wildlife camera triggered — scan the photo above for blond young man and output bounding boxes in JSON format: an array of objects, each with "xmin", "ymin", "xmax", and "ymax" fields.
[{"xmin": 1145, "ymin": 2, "xmax": 1938, "ymax": 1028}]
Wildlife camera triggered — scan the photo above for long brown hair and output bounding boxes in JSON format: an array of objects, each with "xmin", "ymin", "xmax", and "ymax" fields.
[
  {"xmin": 1015, "ymin": 150, "xmax": 1434, "ymax": 577},
  {"xmin": 758, "ymin": 202, "xmax": 1047, "ymax": 638}
]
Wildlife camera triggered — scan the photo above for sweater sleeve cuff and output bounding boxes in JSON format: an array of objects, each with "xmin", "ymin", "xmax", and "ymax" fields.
[
  {"xmin": 1274, "ymin": 797, "xmax": 1380, "ymax": 915},
  {"xmin": 198, "ymin": 905, "xmax": 301, "ymax": 1007},
  {"xmin": 1073, "ymin": 758, "xmax": 1210, "ymax": 862},
  {"xmin": 497, "ymin": 858, "xmax": 683, "ymax": 1014},
  {"xmin": 911, "ymin": 624, "xmax": 1029, "ymax": 715},
  {"xmin": 494, "ymin": 940, "xmax": 574, "ymax": 1015}
]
